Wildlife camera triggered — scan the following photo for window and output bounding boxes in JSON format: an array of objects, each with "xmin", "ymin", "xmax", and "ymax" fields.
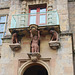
[
  {"xmin": 0, "ymin": 15, "xmax": 8, "ymax": 45},
  {"xmin": 29, "ymin": 4, "xmax": 47, "ymax": 25}
]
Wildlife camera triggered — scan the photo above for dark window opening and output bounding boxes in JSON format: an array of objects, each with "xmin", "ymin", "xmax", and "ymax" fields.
[{"xmin": 23, "ymin": 64, "xmax": 48, "ymax": 75}]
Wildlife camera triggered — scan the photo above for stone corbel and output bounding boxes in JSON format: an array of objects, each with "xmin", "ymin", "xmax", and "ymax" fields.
[
  {"xmin": 9, "ymin": 43, "xmax": 21, "ymax": 51},
  {"xmin": 49, "ymin": 41, "xmax": 60, "ymax": 50}
]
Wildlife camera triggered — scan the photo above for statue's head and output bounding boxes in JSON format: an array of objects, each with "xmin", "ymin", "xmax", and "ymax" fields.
[
  {"xmin": 33, "ymin": 35, "xmax": 38, "ymax": 40},
  {"xmin": 50, "ymin": 30, "xmax": 54, "ymax": 34}
]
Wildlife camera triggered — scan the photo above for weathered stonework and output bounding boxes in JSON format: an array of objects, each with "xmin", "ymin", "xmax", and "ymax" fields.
[{"xmin": 0, "ymin": 0, "xmax": 74, "ymax": 75}]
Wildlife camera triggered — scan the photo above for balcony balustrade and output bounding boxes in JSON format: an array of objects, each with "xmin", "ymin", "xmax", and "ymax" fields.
[{"xmin": 9, "ymin": 11, "xmax": 60, "ymax": 34}]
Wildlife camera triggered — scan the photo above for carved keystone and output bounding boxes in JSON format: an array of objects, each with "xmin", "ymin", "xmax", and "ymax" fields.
[
  {"xmin": 49, "ymin": 41, "xmax": 60, "ymax": 50},
  {"xmin": 9, "ymin": 43, "xmax": 21, "ymax": 51},
  {"xmin": 27, "ymin": 53, "xmax": 41, "ymax": 62}
]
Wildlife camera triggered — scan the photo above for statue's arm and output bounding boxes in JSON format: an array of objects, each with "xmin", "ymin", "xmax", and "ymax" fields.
[
  {"xmin": 38, "ymin": 31, "xmax": 40, "ymax": 40},
  {"xmin": 30, "ymin": 30, "xmax": 33, "ymax": 39}
]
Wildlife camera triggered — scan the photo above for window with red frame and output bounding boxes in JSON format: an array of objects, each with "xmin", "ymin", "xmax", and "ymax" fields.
[{"xmin": 28, "ymin": 4, "xmax": 47, "ymax": 25}]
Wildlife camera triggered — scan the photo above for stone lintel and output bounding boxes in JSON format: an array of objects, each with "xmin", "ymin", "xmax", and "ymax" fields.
[
  {"xmin": 60, "ymin": 32, "xmax": 73, "ymax": 36},
  {"xmin": 2, "ymin": 35, "xmax": 11, "ymax": 40}
]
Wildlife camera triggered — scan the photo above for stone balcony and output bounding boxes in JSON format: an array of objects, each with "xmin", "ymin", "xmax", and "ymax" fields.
[{"xmin": 9, "ymin": 11, "xmax": 60, "ymax": 35}]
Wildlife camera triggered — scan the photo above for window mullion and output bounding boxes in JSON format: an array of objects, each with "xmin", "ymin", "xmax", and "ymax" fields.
[{"xmin": 37, "ymin": 8, "xmax": 40, "ymax": 25}]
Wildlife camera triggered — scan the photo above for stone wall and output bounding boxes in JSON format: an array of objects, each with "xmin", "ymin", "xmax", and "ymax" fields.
[
  {"xmin": 68, "ymin": 3, "xmax": 75, "ymax": 74},
  {"xmin": 0, "ymin": 0, "xmax": 74, "ymax": 75},
  {"xmin": 68, "ymin": 2, "xmax": 75, "ymax": 49},
  {"xmin": 57, "ymin": 0, "xmax": 69, "ymax": 31},
  {"xmin": 0, "ymin": 0, "xmax": 10, "ymax": 8},
  {"xmin": 0, "ymin": 34, "xmax": 74, "ymax": 75}
]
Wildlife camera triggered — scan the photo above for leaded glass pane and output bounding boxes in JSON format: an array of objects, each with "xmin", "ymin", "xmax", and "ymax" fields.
[
  {"xmin": 0, "ymin": 24, "xmax": 5, "ymax": 32},
  {"xmin": 0, "ymin": 16, "xmax": 6, "ymax": 23},
  {"xmin": 40, "ymin": 15, "xmax": 46, "ymax": 24},
  {"xmin": 30, "ymin": 16, "xmax": 36, "ymax": 24},
  {"xmin": 0, "ymin": 33, "xmax": 3, "ymax": 45},
  {"xmin": 40, "ymin": 8, "xmax": 46, "ymax": 13},
  {"xmin": 31, "ymin": 9, "xmax": 37, "ymax": 14}
]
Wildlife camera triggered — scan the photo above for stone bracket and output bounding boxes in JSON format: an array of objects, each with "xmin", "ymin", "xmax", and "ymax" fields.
[
  {"xmin": 27, "ymin": 53, "xmax": 41, "ymax": 62},
  {"xmin": 9, "ymin": 43, "xmax": 21, "ymax": 51},
  {"xmin": 49, "ymin": 41, "xmax": 60, "ymax": 50}
]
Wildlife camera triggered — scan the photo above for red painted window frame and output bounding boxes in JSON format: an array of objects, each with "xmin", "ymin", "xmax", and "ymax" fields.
[{"xmin": 28, "ymin": 4, "xmax": 47, "ymax": 26}]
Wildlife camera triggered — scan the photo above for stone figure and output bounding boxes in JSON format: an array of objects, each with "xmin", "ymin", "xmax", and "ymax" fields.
[
  {"xmin": 12, "ymin": 30, "xmax": 18, "ymax": 43},
  {"xmin": 30, "ymin": 30, "xmax": 40, "ymax": 53},
  {"xmin": 49, "ymin": 30, "xmax": 58, "ymax": 41}
]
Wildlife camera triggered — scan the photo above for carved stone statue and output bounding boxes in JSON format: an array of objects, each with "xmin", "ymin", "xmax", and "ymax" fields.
[
  {"xmin": 30, "ymin": 30, "xmax": 40, "ymax": 53},
  {"xmin": 12, "ymin": 30, "xmax": 18, "ymax": 43},
  {"xmin": 49, "ymin": 30, "xmax": 58, "ymax": 41}
]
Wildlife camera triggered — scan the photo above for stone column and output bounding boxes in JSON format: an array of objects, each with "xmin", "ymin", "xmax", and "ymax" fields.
[
  {"xmin": 21, "ymin": 0, "xmax": 27, "ymax": 14},
  {"xmin": 20, "ymin": 0, "xmax": 27, "ymax": 27},
  {"xmin": 48, "ymin": 0, "xmax": 53, "ymax": 11}
]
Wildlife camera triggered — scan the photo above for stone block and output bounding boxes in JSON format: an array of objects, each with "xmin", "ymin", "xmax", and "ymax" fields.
[{"xmin": 27, "ymin": 52, "xmax": 41, "ymax": 62}]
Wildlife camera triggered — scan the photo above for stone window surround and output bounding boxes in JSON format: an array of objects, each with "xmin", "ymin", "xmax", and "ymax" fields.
[
  {"xmin": 18, "ymin": 59, "xmax": 51, "ymax": 75},
  {"xmin": 21, "ymin": 0, "xmax": 53, "ymax": 14}
]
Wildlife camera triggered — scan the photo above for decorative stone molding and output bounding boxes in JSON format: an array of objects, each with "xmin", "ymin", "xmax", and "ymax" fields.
[
  {"xmin": 49, "ymin": 41, "xmax": 60, "ymax": 50},
  {"xmin": 9, "ymin": 43, "xmax": 21, "ymax": 51},
  {"xmin": 21, "ymin": 0, "xmax": 27, "ymax": 14},
  {"xmin": 18, "ymin": 60, "xmax": 51, "ymax": 75},
  {"xmin": 48, "ymin": 0, "xmax": 53, "ymax": 11},
  {"xmin": 27, "ymin": 53, "xmax": 41, "ymax": 62}
]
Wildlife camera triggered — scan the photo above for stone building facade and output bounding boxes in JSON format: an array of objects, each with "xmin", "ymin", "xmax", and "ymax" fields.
[{"xmin": 0, "ymin": 0, "xmax": 74, "ymax": 75}]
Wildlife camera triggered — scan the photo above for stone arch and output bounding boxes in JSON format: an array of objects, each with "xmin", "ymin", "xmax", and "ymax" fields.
[{"xmin": 18, "ymin": 60, "xmax": 51, "ymax": 75}]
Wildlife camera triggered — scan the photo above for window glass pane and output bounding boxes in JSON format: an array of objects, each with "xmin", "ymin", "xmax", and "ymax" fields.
[
  {"xmin": 31, "ymin": 9, "xmax": 37, "ymax": 14},
  {"xmin": 40, "ymin": 8, "xmax": 46, "ymax": 13},
  {"xmin": 30, "ymin": 16, "xmax": 36, "ymax": 24},
  {"xmin": 40, "ymin": 15, "xmax": 46, "ymax": 24},
  {"xmin": 0, "ymin": 16, "xmax": 6, "ymax": 23},
  {"xmin": 0, "ymin": 33, "xmax": 3, "ymax": 45},
  {"xmin": 0, "ymin": 24, "xmax": 5, "ymax": 32}
]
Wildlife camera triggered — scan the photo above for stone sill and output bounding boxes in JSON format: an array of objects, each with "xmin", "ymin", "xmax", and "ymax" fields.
[{"xmin": 2, "ymin": 35, "xmax": 11, "ymax": 40}]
